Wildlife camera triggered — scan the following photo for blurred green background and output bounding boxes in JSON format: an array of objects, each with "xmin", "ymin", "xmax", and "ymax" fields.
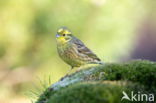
[{"xmin": 0, "ymin": 0, "xmax": 156, "ymax": 103}]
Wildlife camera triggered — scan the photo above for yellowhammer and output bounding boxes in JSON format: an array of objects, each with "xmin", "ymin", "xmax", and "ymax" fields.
[{"xmin": 56, "ymin": 27, "xmax": 103, "ymax": 72}]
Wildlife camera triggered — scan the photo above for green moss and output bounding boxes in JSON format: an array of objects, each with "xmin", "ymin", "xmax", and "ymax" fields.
[
  {"xmin": 101, "ymin": 60, "xmax": 156, "ymax": 91},
  {"xmin": 48, "ymin": 82, "xmax": 146, "ymax": 103},
  {"xmin": 36, "ymin": 60, "xmax": 156, "ymax": 103}
]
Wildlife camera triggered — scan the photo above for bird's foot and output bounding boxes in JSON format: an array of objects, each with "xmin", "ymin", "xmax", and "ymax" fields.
[{"xmin": 60, "ymin": 74, "xmax": 69, "ymax": 81}]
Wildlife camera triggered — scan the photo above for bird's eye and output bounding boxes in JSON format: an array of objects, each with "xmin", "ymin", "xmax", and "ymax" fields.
[{"xmin": 63, "ymin": 34, "xmax": 65, "ymax": 36}]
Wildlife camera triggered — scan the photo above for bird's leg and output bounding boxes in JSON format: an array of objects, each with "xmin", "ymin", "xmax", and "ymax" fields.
[
  {"xmin": 60, "ymin": 67, "xmax": 73, "ymax": 81},
  {"xmin": 67, "ymin": 66, "xmax": 73, "ymax": 74},
  {"xmin": 64, "ymin": 66, "xmax": 73, "ymax": 76},
  {"xmin": 76, "ymin": 66, "xmax": 82, "ymax": 72}
]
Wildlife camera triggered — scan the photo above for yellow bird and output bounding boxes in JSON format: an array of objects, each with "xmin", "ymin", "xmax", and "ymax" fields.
[{"xmin": 56, "ymin": 27, "xmax": 103, "ymax": 72}]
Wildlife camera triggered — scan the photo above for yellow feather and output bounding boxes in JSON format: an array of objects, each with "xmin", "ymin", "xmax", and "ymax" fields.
[
  {"xmin": 57, "ymin": 37, "xmax": 66, "ymax": 44},
  {"xmin": 58, "ymin": 28, "xmax": 63, "ymax": 33}
]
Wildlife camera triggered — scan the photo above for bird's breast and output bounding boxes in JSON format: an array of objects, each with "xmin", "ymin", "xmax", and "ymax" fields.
[{"xmin": 57, "ymin": 42, "xmax": 71, "ymax": 57}]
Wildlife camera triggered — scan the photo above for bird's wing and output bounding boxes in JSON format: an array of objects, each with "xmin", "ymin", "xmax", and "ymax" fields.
[{"xmin": 72, "ymin": 37, "xmax": 101, "ymax": 62}]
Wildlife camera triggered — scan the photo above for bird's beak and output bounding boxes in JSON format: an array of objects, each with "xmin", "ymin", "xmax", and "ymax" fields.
[{"xmin": 56, "ymin": 34, "xmax": 60, "ymax": 38}]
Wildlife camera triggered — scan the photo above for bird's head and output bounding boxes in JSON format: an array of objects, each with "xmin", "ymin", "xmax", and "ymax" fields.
[{"xmin": 56, "ymin": 27, "xmax": 73, "ymax": 43}]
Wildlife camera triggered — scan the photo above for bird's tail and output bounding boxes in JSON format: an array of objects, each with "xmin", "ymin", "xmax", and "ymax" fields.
[
  {"xmin": 90, "ymin": 61, "xmax": 104, "ymax": 65},
  {"xmin": 98, "ymin": 61, "xmax": 104, "ymax": 65}
]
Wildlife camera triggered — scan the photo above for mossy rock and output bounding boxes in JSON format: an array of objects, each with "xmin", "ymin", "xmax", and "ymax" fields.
[{"xmin": 36, "ymin": 60, "xmax": 156, "ymax": 103}]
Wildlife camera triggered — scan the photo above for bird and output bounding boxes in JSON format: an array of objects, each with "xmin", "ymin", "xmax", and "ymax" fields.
[{"xmin": 56, "ymin": 27, "xmax": 103, "ymax": 74}]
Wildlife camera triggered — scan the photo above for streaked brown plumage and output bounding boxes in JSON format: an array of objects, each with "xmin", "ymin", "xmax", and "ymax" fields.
[{"xmin": 56, "ymin": 27, "xmax": 103, "ymax": 70}]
